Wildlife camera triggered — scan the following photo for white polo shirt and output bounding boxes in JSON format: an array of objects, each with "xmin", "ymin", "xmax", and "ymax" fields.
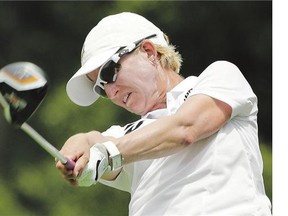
[{"xmin": 100, "ymin": 61, "xmax": 272, "ymax": 216}]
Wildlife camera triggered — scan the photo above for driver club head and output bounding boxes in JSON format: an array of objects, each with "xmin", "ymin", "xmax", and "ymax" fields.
[{"xmin": 0, "ymin": 62, "xmax": 48, "ymax": 127}]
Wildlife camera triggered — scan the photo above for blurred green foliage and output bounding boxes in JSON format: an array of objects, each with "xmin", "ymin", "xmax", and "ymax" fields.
[
  {"xmin": 260, "ymin": 144, "xmax": 272, "ymax": 202},
  {"xmin": 0, "ymin": 1, "xmax": 272, "ymax": 215}
]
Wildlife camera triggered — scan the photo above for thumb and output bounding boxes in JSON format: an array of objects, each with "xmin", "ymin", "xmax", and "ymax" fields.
[{"xmin": 73, "ymin": 154, "xmax": 90, "ymax": 178}]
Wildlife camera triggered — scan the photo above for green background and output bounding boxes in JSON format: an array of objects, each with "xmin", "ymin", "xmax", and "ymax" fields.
[{"xmin": 0, "ymin": 1, "xmax": 272, "ymax": 215}]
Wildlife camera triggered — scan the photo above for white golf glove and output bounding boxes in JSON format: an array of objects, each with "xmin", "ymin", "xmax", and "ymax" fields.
[{"xmin": 77, "ymin": 143, "xmax": 110, "ymax": 187}]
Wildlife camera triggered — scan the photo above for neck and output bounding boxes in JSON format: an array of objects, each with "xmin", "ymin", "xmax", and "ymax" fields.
[
  {"xmin": 165, "ymin": 71, "xmax": 184, "ymax": 92},
  {"xmin": 149, "ymin": 70, "xmax": 184, "ymax": 112}
]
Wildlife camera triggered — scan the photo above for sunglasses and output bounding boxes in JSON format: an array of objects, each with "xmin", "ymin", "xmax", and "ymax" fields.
[{"xmin": 92, "ymin": 34, "xmax": 157, "ymax": 97}]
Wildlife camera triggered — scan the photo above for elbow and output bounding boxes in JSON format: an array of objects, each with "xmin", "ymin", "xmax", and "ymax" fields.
[
  {"xmin": 179, "ymin": 126, "xmax": 197, "ymax": 146},
  {"xmin": 173, "ymin": 116, "xmax": 198, "ymax": 147}
]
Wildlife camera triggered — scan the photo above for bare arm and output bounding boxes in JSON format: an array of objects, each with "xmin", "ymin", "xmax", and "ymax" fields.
[
  {"xmin": 116, "ymin": 94, "xmax": 232, "ymax": 164},
  {"xmin": 56, "ymin": 94, "xmax": 231, "ymax": 183}
]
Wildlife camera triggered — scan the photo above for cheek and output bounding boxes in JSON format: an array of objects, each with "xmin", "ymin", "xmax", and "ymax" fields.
[
  {"xmin": 133, "ymin": 65, "xmax": 158, "ymax": 88},
  {"xmin": 116, "ymin": 55, "xmax": 160, "ymax": 111},
  {"xmin": 122, "ymin": 52, "xmax": 156, "ymax": 77},
  {"xmin": 119, "ymin": 59, "xmax": 155, "ymax": 88}
]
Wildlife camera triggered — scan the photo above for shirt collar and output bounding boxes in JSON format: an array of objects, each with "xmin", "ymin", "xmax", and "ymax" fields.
[{"xmin": 142, "ymin": 76, "xmax": 198, "ymax": 119}]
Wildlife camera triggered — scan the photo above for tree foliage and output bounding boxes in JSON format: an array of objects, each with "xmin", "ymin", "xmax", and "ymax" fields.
[{"xmin": 0, "ymin": 1, "xmax": 272, "ymax": 215}]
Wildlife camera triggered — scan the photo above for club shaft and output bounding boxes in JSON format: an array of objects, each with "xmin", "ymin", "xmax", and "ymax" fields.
[{"xmin": 20, "ymin": 122, "xmax": 67, "ymax": 164}]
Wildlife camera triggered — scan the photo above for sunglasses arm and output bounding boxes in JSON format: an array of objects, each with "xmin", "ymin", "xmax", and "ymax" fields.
[{"xmin": 111, "ymin": 54, "xmax": 121, "ymax": 63}]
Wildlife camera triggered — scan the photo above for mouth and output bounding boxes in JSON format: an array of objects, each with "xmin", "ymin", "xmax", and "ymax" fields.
[{"xmin": 123, "ymin": 92, "xmax": 132, "ymax": 104}]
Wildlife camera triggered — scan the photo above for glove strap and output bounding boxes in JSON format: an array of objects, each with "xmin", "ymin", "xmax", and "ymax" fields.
[{"xmin": 102, "ymin": 141, "xmax": 123, "ymax": 171}]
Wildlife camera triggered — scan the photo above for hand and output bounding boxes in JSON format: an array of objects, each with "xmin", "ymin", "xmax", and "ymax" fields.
[
  {"xmin": 55, "ymin": 133, "xmax": 92, "ymax": 186},
  {"xmin": 55, "ymin": 131, "xmax": 112, "ymax": 185},
  {"xmin": 77, "ymin": 144, "xmax": 110, "ymax": 186}
]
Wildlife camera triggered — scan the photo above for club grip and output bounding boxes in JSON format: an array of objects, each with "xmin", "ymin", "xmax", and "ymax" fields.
[{"xmin": 64, "ymin": 159, "xmax": 76, "ymax": 170}]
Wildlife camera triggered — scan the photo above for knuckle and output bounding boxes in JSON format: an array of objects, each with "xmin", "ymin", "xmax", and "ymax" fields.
[{"xmin": 55, "ymin": 162, "xmax": 63, "ymax": 170}]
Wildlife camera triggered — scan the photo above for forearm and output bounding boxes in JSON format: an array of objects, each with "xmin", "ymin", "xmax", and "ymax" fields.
[
  {"xmin": 115, "ymin": 95, "xmax": 231, "ymax": 164},
  {"xmin": 116, "ymin": 115, "xmax": 189, "ymax": 164},
  {"xmin": 86, "ymin": 131, "xmax": 116, "ymax": 146},
  {"xmin": 59, "ymin": 131, "xmax": 112, "ymax": 156}
]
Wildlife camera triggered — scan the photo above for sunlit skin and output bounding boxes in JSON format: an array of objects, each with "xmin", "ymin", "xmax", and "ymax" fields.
[{"xmin": 87, "ymin": 40, "xmax": 184, "ymax": 116}]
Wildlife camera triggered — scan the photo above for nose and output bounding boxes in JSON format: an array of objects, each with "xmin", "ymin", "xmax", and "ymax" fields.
[{"xmin": 104, "ymin": 83, "xmax": 119, "ymax": 99}]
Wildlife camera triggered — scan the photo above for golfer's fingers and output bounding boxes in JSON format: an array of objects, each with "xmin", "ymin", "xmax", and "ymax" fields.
[
  {"xmin": 56, "ymin": 162, "xmax": 78, "ymax": 186},
  {"xmin": 73, "ymin": 154, "xmax": 90, "ymax": 178},
  {"xmin": 61, "ymin": 155, "xmax": 89, "ymax": 187},
  {"xmin": 68, "ymin": 179, "xmax": 79, "ymax": 186},
  {"xmin": 55, "ymin": 159, "xmax": 73, "ymax": 176}
]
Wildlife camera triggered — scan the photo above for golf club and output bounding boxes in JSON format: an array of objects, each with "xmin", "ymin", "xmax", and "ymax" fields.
[{"xmin": 0, "ymin": 62, "xmax": 75, "ymax": 169}]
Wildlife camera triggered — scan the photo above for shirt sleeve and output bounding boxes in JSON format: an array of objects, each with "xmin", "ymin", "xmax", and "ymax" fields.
[
  {"xmin": 189, "ymin": 61, "xmax": 258, "ymax": 119},
  {"xmin": 101, "ymin": 125, "xmax": 126, "ymax": 138}
]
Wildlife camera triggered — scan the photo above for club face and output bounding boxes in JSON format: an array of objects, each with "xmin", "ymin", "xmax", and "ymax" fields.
[{"xmin": 0, "ymin": 62, "xmax": 48, "ymax": 127}]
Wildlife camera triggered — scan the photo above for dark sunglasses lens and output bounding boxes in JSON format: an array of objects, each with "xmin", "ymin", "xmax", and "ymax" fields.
[
  {"xmin": 100, "ymin": 61, "xmax": 120, "ymax": 83},
  {"xmin": 94, "ymin": 85, "xmax": 107, "ymax": 97}
]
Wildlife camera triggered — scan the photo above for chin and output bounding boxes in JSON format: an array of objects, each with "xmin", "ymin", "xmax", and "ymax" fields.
[
  {"xmin": 126, "ymin": 100, "xmax": 151, "ymax": 116},
  {"xmin": 128, "ymin": 106, "xmax": 147, "ymax": 116}
]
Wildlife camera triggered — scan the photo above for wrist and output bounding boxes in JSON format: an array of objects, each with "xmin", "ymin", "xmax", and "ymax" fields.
[
  {"xmin": 86, "ymin": 131, "xmax": 107, "ymax": 147},
  {"xmin": 102, "ymin": 141, "xmax": 123, "ymax": 171}
]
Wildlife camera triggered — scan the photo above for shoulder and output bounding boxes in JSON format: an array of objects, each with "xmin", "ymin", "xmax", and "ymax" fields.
[
  {"xmin": 196, "ymin": 60, "xmax": 247, "ymax": 87},
  {"xmin": 201, "ymin": 61, "xmax": 241, "ymax": 76}
]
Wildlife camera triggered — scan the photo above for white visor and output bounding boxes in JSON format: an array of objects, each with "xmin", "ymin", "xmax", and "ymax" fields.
[{"xmin": 66, "ymin": 47, "xmax": 119, "ymax": 106}]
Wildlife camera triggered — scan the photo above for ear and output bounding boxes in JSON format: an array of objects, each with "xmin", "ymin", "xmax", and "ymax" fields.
[{"xmin": 139, "ymin": 40, "xmax": 158, "ymax": 60}]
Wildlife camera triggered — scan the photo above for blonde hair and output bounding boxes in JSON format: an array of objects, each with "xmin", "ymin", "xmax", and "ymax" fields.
[{"xmin": 155, "ymin": 34, "xmax": 183, "ymax": 73}]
